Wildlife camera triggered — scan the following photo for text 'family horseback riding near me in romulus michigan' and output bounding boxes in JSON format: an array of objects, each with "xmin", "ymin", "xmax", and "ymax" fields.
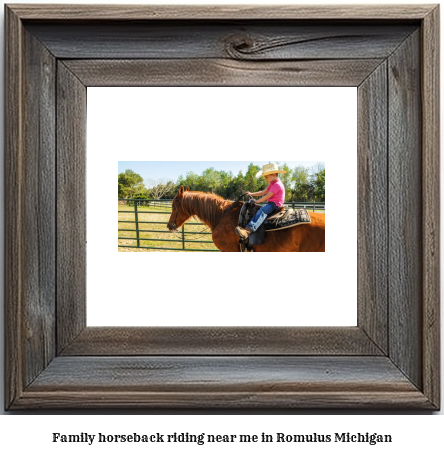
[{"xmin": 51, "ymin": 431, "xmax": 391, "ymax": 446}]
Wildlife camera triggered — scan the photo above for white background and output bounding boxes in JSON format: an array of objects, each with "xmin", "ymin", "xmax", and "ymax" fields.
[
  {"xmin": 87, "ymin": 87, "xmax": 357, "ymax": 326},
  {"xmin": 0, "ymin": 0, "xmax": 442, "ymax": 451}
]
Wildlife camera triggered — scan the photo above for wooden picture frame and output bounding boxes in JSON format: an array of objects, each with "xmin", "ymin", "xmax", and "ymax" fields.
[{"xmin": 5, "ymin": 4, "xmax": 440, "ymax": 409}]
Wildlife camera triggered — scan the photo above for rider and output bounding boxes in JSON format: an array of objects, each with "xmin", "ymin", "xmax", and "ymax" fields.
[{"xmin": 235, "ymin": 163, "xmax": 286, "ymax": 239}]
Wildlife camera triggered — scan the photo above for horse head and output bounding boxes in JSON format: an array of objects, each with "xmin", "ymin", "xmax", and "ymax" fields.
[{"xmin": 167, "ymin": 185, "xmax": 191, "ymax": 232}]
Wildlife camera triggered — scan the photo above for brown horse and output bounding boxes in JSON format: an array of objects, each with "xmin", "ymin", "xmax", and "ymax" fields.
[{"xmin": 167, "ymin": 186, "xmax": 325, "ymax": 252}]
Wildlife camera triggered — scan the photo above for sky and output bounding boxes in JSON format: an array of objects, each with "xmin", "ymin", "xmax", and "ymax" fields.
[{"xmin": 118, "ymin": 161, "xmax": 324, "ymax": 183}]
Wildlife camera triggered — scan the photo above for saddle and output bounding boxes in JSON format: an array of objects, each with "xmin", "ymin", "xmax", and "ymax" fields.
[{"xmin": 237, "ymin": 202, "xmax": 312, "ymax": 251}]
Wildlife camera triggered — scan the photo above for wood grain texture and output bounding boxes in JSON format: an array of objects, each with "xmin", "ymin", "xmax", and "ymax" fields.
[
  {"xmin": 4, "ymin": 5, "xmax": 440, "ymax": 410},
  {"xmin": 4, "ymin": 4, "xmax": 24, "ymax": 411},
  {"xmin": 21, "ymin": 28, "xmax": 57, "ymax": 387},
  {"xmin": 28, "ymin": 356, "xmax": 418, "ymax": 391},
  {"xmin": 61, "ymin": 327, "xmax": 382, "ymax": 356},
  {"xmin": 5, "ymin": 9, "xmax": 58, "ymax": 409},
  {"xmin": 7, "ymin": 4, "xmax": 435, "ymax": 20},
  {"xmin": 421, "ymin": 6, "xmax": 441, "ymax": 409},
  {"xmin": 27, "ymin": 22, "xmax": 416, "ymax": 60},
  {"xmin": 64, "ymin": 58, "xmax": 384, "ymax": 87},
  {"xmin": 357, "ymin": 62, "xmax": 388, "ymax": 354},
  {"xmin": 16, "ymin": 390, "xmax": 433, "ymax": 410},
  {"xmin": 56, "ymin": 62, "xmax": 87, "ymax": 353},
  {"xmin": 13, "ymin": 356, "xmax": 433, "ymax": 409},
  {"xmin": 388, "ymin": 31, "xmax": 422, "ymax": 389}
]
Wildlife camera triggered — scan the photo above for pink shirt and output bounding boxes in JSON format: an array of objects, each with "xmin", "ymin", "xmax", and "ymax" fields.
[{"xmin": 266, "ymin": 178, "xmax": 285, "ymax": 206}]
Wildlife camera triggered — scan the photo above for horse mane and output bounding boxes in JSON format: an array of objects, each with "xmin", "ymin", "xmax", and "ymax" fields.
[{"xmin": 181, "ymin": 191, "xmax": 232, "ymax": 229}]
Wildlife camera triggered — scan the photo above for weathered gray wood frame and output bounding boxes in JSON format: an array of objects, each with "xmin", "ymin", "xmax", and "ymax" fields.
[{"xmin": 5, "ymin": 5, "xmax": 440, "ymax": 409}]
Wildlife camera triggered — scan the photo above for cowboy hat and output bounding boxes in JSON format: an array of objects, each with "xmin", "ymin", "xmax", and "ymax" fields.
[{"xmin": 255, "ymin": 163, "xmax": 287, "ymax": 179}]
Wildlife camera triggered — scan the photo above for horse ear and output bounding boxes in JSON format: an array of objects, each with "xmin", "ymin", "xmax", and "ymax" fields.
[
  {"xmin": 178, "ymin": 185, "xmax": 184, "ymax": 197},
  {"xmin": 186, "ymin": 187, "xmax": 190, "ymax": 192}
]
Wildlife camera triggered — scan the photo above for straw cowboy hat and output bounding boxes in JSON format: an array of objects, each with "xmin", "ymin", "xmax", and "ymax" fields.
[{"xmin": 255, "ymin": 163, "xmax": 287, "ymax": 179}]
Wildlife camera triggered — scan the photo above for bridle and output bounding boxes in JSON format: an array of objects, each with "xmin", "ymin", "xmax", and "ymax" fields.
[{"xmin": 169, "ymin": 198, "xmax": 180, "ymax": 232}]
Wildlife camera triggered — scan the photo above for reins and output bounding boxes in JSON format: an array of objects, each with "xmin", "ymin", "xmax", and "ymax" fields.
[{"xmin": 211, "ymin": 194, "xmax": 246, "ymax": 231}]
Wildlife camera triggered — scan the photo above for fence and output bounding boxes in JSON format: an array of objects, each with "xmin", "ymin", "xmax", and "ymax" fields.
[
  {"xmin": 124, "ymin": 199, "xmax": 172, "ymax": 209},
  {"xmin": 118, "ymin": 199, "xmax": 217, "ymax": 251},
  {"xmin": 118, "ymin": 198, "xmax": 325, "ymax": 251}
]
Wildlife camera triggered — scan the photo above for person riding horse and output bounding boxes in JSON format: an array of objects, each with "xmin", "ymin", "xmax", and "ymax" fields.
[
  {"xmin": 235, "ymin": 163, "xmax": 286, "ymax": 240},
  {"xmin": 167, "ymin": 178, "xmax": 325, "ymax": 252}
]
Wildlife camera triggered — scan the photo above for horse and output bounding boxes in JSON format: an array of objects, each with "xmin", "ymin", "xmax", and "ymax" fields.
[{"xmin": 167, "ymin": 186, "xmax": 325, "ymax": 252}]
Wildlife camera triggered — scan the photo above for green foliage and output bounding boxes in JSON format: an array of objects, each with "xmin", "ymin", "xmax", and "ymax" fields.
[
  {"xmin": 291, "ymin": 166, "xmax": 310, "ymax": 201},
  {"xmin": 244, "ymin": 163, "xmax": 261, "ymax": 194},
  {"xmin": 279, "ymin": 163, "xmax": 292, "ymax": 198},
  {"xmin": 120, "ymin": 163, "xmax": 326, "ymax": 203},
  {"xmin": 175, "ymin": 163, "xmax": 326, "ymax": 202},
  {"xmin": 201, "ymin": 167, "xmax": 220, "ymax": 193},
  {"xmin": 178, "ymin": 171, "xmax": 200, "ymax": 191},
  {"xmin": 132, "ymin": 193, "xmax": 149, "ymax": 200},
  {"xmin": 313, "ymin": 168, "xmax": 325, "ymax": 202},
  {"xmin": 118, "ymin": 169, "xmax": 145, "ymax": 198}
]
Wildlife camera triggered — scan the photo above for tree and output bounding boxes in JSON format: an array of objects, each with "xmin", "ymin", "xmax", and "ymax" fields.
[
  {"xmin": 178, "ymin": 171, "xmax": 200, "ymax": 191},
  {"xmin": 306, "ymin": 163, "xmax": 325, "ymax": 202},
  {"xmin": 145, "ymin": 178, "xmax": 176, "ymax": 199},
  {"xmin": 279, "ymin": 163, "xmax": 292, "ymax": 200},
  {"xmin": 118, "ymin": 169, "xmax": 145, "ymax": 199},
  {"xmin": 218, "ymin": 170, "xmax": 234, "ymax": 199},
  {"xmin": 291, "ymin": 166, "xmax": 310, "ymax": 201},
  {"xmin": 142, "ymin": 162, "xmax": 325, "ymax": 203},
  {"xmin": 313, "ymin": 168, "xmax": 325, "ymax": 202},
  {"xmin": 201, "ymin": 167, "xmax": 221, "ymax": 193},
  {"xmin": 231, "ymin": 170, "xmax": 246, "ymax": 197},
  {"xmin": 244, "ymin": 163, "xmax": 262, "ymax": 193}
]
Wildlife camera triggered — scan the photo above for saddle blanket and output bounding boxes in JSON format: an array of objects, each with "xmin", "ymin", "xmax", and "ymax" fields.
[
  {"xmin": 263, "ymin": 207, "xmax": 312, "ymax": 231},
  {"xmin": 239, "ymin": 203, "xmax": 311, "ymax": 232}
]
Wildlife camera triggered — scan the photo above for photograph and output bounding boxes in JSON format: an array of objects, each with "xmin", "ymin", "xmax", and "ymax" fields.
[{"xmin": 117, "ymin": 161, "xmax": 326, "ymax": 252}]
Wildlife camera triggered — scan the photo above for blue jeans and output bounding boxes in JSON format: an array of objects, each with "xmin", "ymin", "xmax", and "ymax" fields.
[{"xmin": 247, "ymin": 202, "xmax": 277, "ymax": 232}]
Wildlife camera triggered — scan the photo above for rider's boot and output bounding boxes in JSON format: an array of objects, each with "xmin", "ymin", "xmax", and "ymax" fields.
[{"xmin": 235, "ymin": 226, "xmax": 253, "ymax": 240}]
